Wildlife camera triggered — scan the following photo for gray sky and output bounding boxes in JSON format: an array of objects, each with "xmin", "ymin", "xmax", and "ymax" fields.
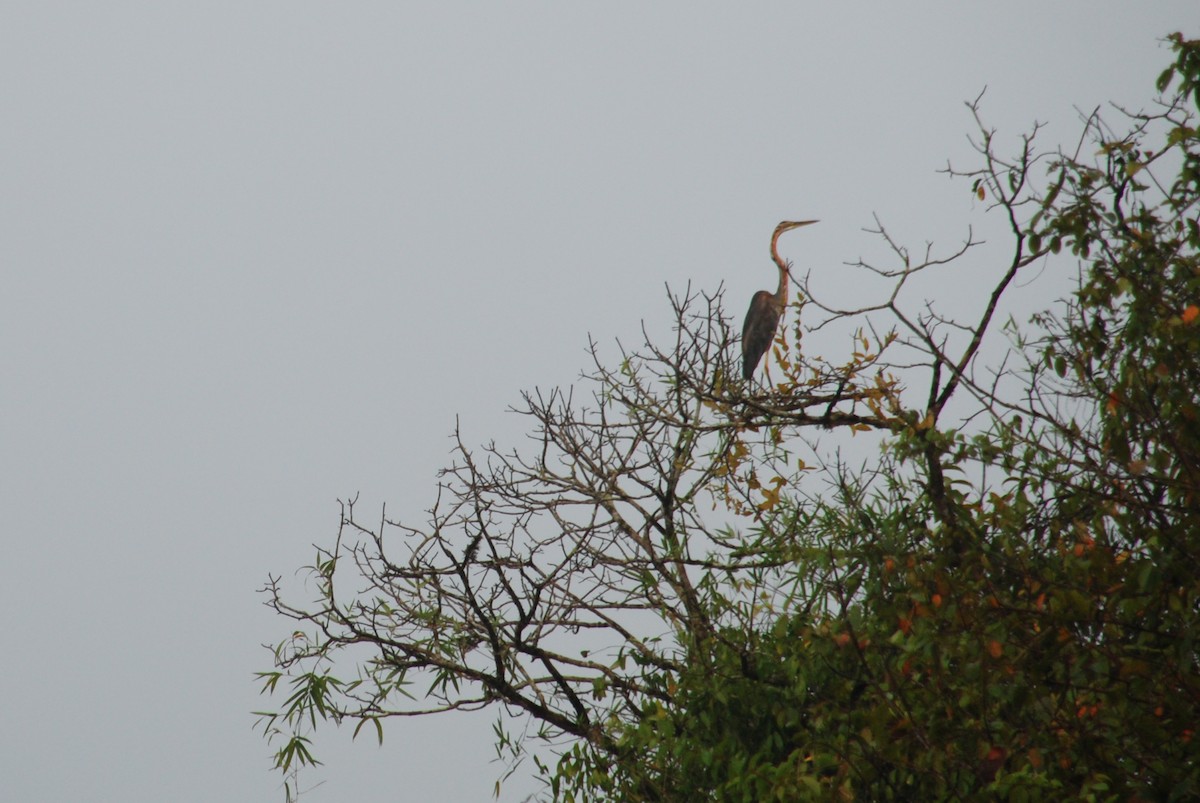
[{"xmin": 1, "ymin": 4, "xmax": 1192, "ymax": 801}]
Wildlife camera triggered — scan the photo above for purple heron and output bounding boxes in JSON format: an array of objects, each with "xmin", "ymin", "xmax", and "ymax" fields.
[{"xmin": 741, "ymin": 220, "xmax": 818, "ymax": 380}]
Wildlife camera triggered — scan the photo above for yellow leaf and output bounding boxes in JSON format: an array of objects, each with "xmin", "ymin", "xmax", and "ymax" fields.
[{"xmin": 757, "ymin": 488, "xmax": 780, "ymax": 512}]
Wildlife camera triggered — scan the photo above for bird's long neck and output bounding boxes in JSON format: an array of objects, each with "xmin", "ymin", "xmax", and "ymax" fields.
[{"xmin": 770, "ymin": 232, "xmax": 789, "ymax": 305}]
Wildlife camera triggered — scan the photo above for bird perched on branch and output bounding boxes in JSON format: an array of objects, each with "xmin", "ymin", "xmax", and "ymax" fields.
[{"xmin": 741, "ymin": 220, "xmax": 819, "ymax": 380}]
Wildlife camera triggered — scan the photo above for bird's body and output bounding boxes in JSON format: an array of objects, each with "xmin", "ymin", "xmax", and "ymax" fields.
[
  {"xmin": 741, "ymin": 220, "xmax": 818, "ymax": 380},
  {"xmin": 741, "ymin": 290, "xmax": 786, "ymax": 380}
]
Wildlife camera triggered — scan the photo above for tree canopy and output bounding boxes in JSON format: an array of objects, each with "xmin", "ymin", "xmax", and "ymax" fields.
[{"xmin": 257, "ymin": 34, "xmax": 1200, "ymax": 801}]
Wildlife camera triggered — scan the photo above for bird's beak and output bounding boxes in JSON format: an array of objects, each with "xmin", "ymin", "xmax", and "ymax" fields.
[{"xmin": 782, "ymin": 220, "xmax": 819, "ymax": 229}]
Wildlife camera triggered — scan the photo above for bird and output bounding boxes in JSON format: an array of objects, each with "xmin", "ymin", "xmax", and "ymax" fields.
[{"xmin": 741, "ymin": 220, "xmax": 819, "ymax": 380}]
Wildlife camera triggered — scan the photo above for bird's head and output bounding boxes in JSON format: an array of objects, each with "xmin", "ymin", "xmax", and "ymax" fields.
[
  {"xmin": 770, "ymin": 220, "xmax": 818, "ymax": 266},
  {"xmin": 775, "ymin": 220, "xmax": 819, "ymax": 236}
]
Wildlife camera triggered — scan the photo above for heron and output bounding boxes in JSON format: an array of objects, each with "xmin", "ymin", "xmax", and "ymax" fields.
[{"xmin": 741, "ymin": 220, "xmax": 819, "ymax": 381}]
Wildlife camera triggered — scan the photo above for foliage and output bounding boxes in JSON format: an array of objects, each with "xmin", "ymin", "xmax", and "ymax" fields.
[{"xmin": 257, "ymin": 34, "xmax": 1200, "ymax": 801}]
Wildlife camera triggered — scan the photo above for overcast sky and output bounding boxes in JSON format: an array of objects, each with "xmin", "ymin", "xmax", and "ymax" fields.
[{"xmin": 1, "ymin": 4, "xmax": 1193, "ymax": 801}]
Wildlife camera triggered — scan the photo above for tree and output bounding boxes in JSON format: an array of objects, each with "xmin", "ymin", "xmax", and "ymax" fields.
[{"xmin": 257, "ymin": 34, "xmax": 1200, "ymax": 801}]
